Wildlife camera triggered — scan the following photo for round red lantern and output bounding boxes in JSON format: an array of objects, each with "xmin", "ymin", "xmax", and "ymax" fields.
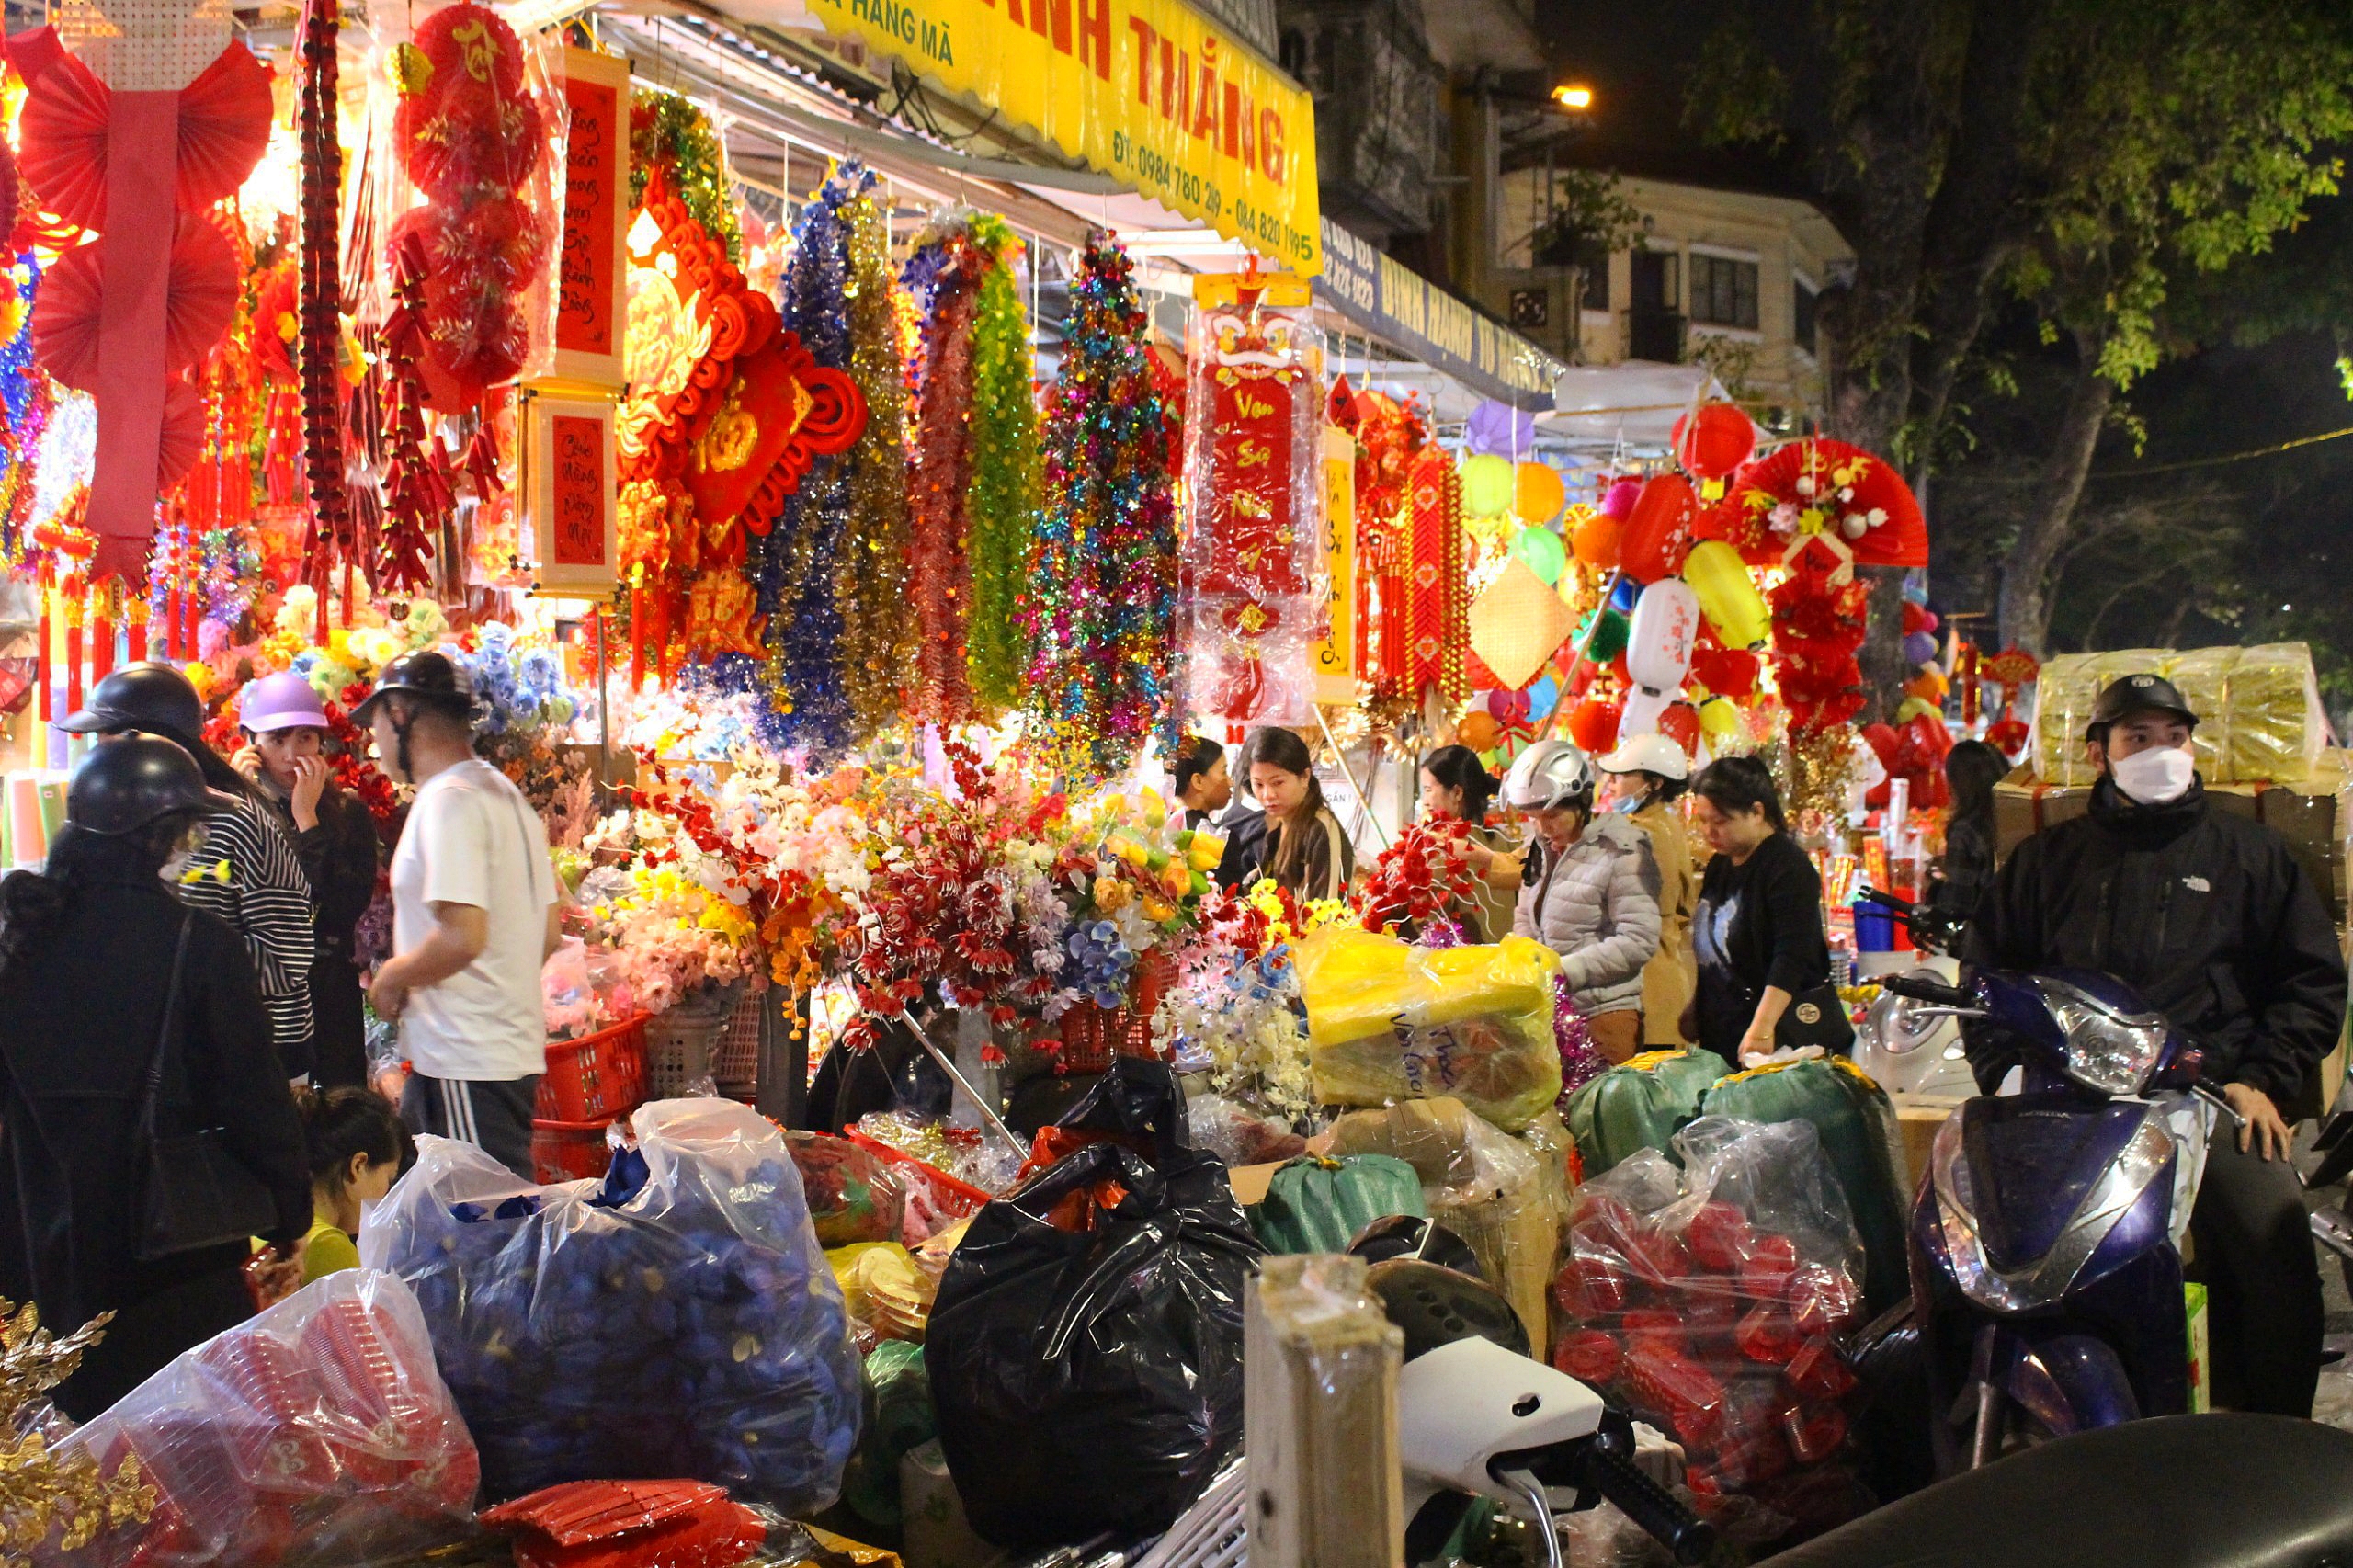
[
  {"xmin": 1620, "ymin": 473, "xmax": 1699, "ymax": 585},
  {"xmin": 1568, "ymin": 699, "xmax": 1623, "ymax": 753},
  {"xmin": 1672, "ymin": 402, "xmax": 1756, "ymax": 480},
  {"xmin": 1658, "ymin": 701, "xmax": 1701, "ymax": 756}
]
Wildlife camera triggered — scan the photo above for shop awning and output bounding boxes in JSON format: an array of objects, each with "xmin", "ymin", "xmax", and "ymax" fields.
[{"xmin": 1313, "ymin": 221, "xmax": 1567, "ymax": 414}]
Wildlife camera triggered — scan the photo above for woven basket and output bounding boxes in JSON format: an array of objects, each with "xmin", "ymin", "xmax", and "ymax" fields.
[
  {"xmin": 713, "ymin": 987, "xmax": 768, "ymax": 1101},
  {"xmin": 644, "ymin": 981, "xmax": 745, "ymax": 1097}
]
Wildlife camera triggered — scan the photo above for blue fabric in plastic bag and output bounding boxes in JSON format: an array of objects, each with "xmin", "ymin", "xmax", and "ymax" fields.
[{"xmin": 359, "ymin": 1097, "xmax": 863, "ymax": 1510}]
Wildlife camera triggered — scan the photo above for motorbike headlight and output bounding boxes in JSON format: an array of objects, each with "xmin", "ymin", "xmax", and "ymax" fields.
[{"xmin": 2032, "ymin": 978, "xmax": 2168, "ymax": 1095}]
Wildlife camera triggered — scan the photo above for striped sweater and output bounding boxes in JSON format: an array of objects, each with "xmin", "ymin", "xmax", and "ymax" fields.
[{"xmin": 175, "ymin": 792, "xmax": 316, "ymax": 1078}]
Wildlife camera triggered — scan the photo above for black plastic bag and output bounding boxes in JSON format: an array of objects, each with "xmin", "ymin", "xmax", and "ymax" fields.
[{"xmin": 926, "ymin": 1075, "xmax": 1262, "ymax": 1550}]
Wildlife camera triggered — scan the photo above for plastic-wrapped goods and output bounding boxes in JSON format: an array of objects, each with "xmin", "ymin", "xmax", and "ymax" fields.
[
  {"xmin": 1563, "ymin": 1049, "xmax": 1732, "ymax": 1177},
  {"xmin": 2030, "ymin": 649, "xmax": 2164, "ymax": 786},
  {"xmin": 479, "ymin": 1480, "xmax": 765, "ymax": 1568},
  {"xmin": 1327, "ymin": 1097, "xmax": 1563, "ymax": 1353},
  {"xmin": 843, "ymin": 1342, "xmax": 935, "ymax": 1531},
  {"xmin": 1248, "ymin": 1153, "xmax": 1428, "ymax": 1255},
  {"xmin": 2032, "ymin": 643, "xmax": 2326, "ymax": 784},
  {"xmin": 786, "ymin": 1131, "xmax": 908, "ymax": 1247},
  {"xmin": 1244, "ymin": 1255, "xmax": 1404, "ymax": 1568},
  {"xmin": 360, "ymin": 1099, "xmax": 862, "ymax": 1512},
  {"xmin": 1186, "ymin": 1091, "xmax": 1310, "ymax": 1167},
  {"xmin": 2217, "ymin": 642, "xmax": 2328, "ymax": 783},
  {"xmin": 1700, "ymin": 1056, "xmax": 1912, "ymax": 1315},
  {"xmin": 1297, "ymin": 926, "xmax": 1563, "ymax": 1131},
  {"xmin": 1550, "ymin": 1118, "xmax": 1871, "ymax": 1548},
  {"xmin": 53, "ymin": 1269, "xmax": 477, "ymax": 1568},
  {"xmin": 926, "ymin": 1139, "xmax": 1263, "ymax": 1549},
  {"xmin": 826, "ymin": 1242, "xmax": 932, "ymax": 1346}
]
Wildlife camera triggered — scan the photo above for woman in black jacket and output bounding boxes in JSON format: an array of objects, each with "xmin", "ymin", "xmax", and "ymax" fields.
[
  {"xmin": 233, "ymin": 672, "xmax": 383, "ymax": 1089},
  {"xmin": 1928, "ymin": 738, "xmax": 2007, "ymax": 937},
  {"xmin": 0, "ymin": 739, "xmax": 310, "ymax": 1419},
  {"xmin": 1686, "ymin": 756, "xmax": 1835, "ymax": 1066}
]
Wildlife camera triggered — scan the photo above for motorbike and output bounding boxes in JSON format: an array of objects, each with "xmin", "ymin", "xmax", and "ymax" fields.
[
  {"xmin": 1873, "ymin": 952, "xmax": 2232, "ymax": 1472},
  {"xmin": 1850, "ymin": 887, "xmax": 1979, "ymax": 1097}
]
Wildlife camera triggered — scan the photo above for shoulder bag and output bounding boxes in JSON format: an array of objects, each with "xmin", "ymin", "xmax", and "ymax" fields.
[{"xmin": 134, "ymin": 915, "xmax": 279, "ymax": 1261}]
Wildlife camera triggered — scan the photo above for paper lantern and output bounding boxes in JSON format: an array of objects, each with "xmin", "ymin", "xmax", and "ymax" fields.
[
  {"xmin": 1468, "ymin": 558, "xmax": 1576, "ymax": 691},
  {"xmin": 1458, "ymin": 711, "xmax": 1502, "ymax": 750},
  {"xmin": 1601, "ymin": 479, "xmax": 1642, "ymax": 520},
  {"xmin": 1658, "ymin": 701, "xmax": 1701, "ymax": 755},
  {"xmin": 1902, "ymin": 631, "xmax": 1938, "ymax": 666},
  {"xmin": 1683, "ymin": 540, "xmax": 1769, "ymax": 650},
  {"xmin": 1512, "ymin": 525, "xmax": 1568, "ymax": 585},
  {"xmin": 1529, "ymin": 675, "xmax": 1560, "ymax": 718},
  {"xmin": 1620, "ymin": 473, "xmax": 1699, "ymax": 584},
  {"xmin": 1620, "ymin": 683, "xmax": 1678, "ymax": 738},
  {"xmin": 1688, "ymin": 646, "xmax": 1762, "ymax": 699},
  {"xmin": 1515, "ymin": 461, "xmax": 1566, "ymax": 524},
  {"xmin": 1672, "ymin": 401, "xmax": 1756, "ymax": 480},
  {"xmin": 1568, "ymin": 699, "xmax": 1622, "ymax": 753},
  {"xmin": 1463, "ymin": 453, "xmax": 1516, "ymax": 517},
  {"xmin": 1625, "ymin": 578, "xmax": 1700, "ymax": 692},
  {"xmin": 1699, "ymin": 697, "xmax": 1742, "ymax": 739},
  {"xmin": 1572, "ymin": 509, "xmax": 1621, "ymax": 569},
  {"xmin": 1896, "ymin": 696, "xmax": 1938, "ymax": 724}
]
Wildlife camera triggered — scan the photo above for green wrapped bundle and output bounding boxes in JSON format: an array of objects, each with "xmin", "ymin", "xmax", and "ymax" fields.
[
  {"xmin": 1700, "ymin": 1056, "xmax": 1913, "ymax": 1313},
  {"xmin": 845, "ymin": 1341, "xmax": 936, "ymax": 1529},
  {"xmin": 1563, "ymin": 1050, "xmax": 1730, "ymax": 1177},
  {"xmin": 1250, "ymin": 1155, "xmax": 1429, "ymax": 1256}
]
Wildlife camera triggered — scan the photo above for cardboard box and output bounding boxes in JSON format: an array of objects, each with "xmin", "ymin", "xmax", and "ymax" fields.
[
  {"xmin": 1995, "ymin": 753, "xmax": 2350, "ymax": 920},
  {"xmin": 1893, "ymin": 1094, "xmax": 1964, "ymax": 1195}
]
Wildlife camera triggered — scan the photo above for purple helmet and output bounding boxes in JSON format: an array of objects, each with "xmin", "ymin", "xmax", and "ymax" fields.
[{"xmin": 240, "ymin": 671, "xmax": 333, "ymax": 733}]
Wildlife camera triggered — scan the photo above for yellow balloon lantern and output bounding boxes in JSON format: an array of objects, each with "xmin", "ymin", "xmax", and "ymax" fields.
[
  {"xmin": 1462, "ymin": 454, "xmax": 1516, "ymax": 518},
  {"xmin": 1682, "ymin": 540, "xmax": 1771, "ymax": 651},
  {"xmin": 1896, "ymin": 696, "xmax": 1939, "ymax": 725},
  {"xmin": 1699, "ymin": 697, "xmax": 1742, "ymax": 739},
  {"xmin": 1513, "ymin": 461, "xmax": 1566, "ymax": 524},
  {"xmin": 1904, "ymin": 668, "xmax": 1949, "ymax": 703}
]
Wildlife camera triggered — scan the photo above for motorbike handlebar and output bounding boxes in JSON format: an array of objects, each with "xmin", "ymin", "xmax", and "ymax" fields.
[
  {"xmin": 1878, "ymin": 971, "xmax": 1973, "ymax": 1008},
  {"xmin": 1575, "ymin": 1443, "xmax": 1715, "ymax": 1566}
]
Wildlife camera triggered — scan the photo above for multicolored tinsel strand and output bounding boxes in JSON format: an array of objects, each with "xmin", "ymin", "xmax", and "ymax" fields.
[
  {"xmin": 961, "ymin": 215, "xmax": 1041, "ymax": 716},
  {"xmin": 629, "ymin": 89, "xmax": 739, "ymax": 263},
  {"xmin": 755, "ymin": 167, "xmax": 856, "ymax": 756},
  {"xmin": 1021, "ymin": 230, "xmax": 1179, "ymax": 780},
  {"xmin": 902, "ymin": 224, "xmax": 985, "ymax": 722},
  {"xmin": 830, "ymin": 166, "xmax": 915, "ymax": 743},
  {"xmin": 1552, "ymin": 972, "xmax": 1605, "ymax": 1104}
]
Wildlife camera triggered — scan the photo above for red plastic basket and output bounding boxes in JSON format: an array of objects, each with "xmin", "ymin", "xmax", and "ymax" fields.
[
  {"xmin": 532, "ymin": 1116, "xmax": 619, "ymax": 1184},
  {"xmin": 538, "ymin": 1013, "xmax": 649, "ymax": 1123},
  {"xmin": 843, "ymin": 1128, "xmax": 992, "ymax": 1219},
  {"xmin": 1055, "ymin": 950, "xmax": 1176, "ymax": 1073}
]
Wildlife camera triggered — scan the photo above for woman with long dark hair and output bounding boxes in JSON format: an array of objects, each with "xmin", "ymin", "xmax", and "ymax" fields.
[
  {"xmin": 1418, "ymin": 744, "xmax": 1520, "ymax": 941},
  {"xmin": 1245, "ymin": 727, "xmax": 1354, "ymax": 901},
  {"xmin": 1930, "ymin": 738, "xmax": 2008, "ymax": 935},
  {"xmin": 0, "ymin": 740, "xmax": 309, "ymax": 1418},
  {"xmin": 1687, "ymin": 756, "xmax": 1838, "ymax": 1066}
]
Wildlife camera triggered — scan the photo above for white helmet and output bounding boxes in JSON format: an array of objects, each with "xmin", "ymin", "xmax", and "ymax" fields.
[
  {"xmin": 1503, "ymin": 739, "xmax": 1597, "ymax": 812},
  {"xmin": 1597, "ymin": 733, "xmax": 1690, "ymax": 782}
]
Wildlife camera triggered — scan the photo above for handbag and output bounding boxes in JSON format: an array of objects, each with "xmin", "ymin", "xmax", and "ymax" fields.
[
  {"xmin": 1773, "ymin": 981, "xmax": 1857, "ymax": 1053},
  {"xmin": 134, "ymin": 915, "xmax": 280, "ymax": 1261}
]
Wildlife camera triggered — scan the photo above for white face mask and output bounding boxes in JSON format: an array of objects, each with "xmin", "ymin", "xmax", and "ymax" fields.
[{"xmin": 2111, "ymin": 744, "xmax": 2195, "ymax": 805}]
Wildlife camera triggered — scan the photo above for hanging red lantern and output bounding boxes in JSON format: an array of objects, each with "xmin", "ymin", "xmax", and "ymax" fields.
[
  {"xmin": 1568, "ymin": 698, "xmax": 1623, "ymax": 753},
  {"xmin": 1657, "ymin": 701, "xmax": 1702, "ymax": 756},
  {"xmin": 1620, "ymin": 473, "xmax": 1699, "ymax": 585},
  {"xmin": 1672, "ymin": 402, "xmax": 1756, "ymax": 480}
]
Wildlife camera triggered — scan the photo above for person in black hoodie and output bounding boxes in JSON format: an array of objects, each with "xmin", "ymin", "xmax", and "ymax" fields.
[
  {"xmin": 0, "ymin": 740, "xmax": 310, "ymax": 1418},
  {"xmin": 1970, "ymin": 674, "xmax": 2346, "ymax": 1417}
]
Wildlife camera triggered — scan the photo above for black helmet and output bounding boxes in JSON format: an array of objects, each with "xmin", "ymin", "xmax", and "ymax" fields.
[
  {"xmin": 66, "ymin": 736, "xmax": 234, "ymax": 835},
  {"xmin": 57, "ymin": 663, "xmax": 204, "ymax": 743},
  {"xmin": 352, "ymin": 651, "xmax": 474, "ymax": 726},
  {"xmin": 2087, "ymin": 673, "xmax": 2198, "ymax": 739}
]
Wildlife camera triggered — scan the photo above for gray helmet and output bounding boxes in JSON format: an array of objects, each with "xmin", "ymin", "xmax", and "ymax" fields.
[
  {"xmin": 66, "ymin": 735, "xmax": 235, "ymax": 835},
  {"xmin": 2087, "ymin": 674, "xmax": 2197, "ymax": 739},
  {"xmin": 1503, "ymin": 739, "xmax": 1597, "ymax": 812}
]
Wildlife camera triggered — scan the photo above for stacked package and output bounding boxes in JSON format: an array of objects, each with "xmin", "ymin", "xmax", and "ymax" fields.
[{"xmin": 2032, "ymin": 643, "xmax": 2325, "ymax": 785}]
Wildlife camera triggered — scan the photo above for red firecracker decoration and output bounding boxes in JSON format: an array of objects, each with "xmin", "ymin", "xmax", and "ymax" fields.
[{"xmin": 298, "ymin": 0, "xmax": 352, "ymax": 606}]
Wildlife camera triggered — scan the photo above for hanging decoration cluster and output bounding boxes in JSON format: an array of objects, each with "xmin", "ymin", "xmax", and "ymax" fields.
[
  {"xmin": 830, "ymin": 167, "xmax": 916, "ymax": 744},
  {"xmin": 961, "ymin": 217, "xmax": 1042, "ymax": 716},
  {"xmin": 1021, "ymin": 230, "xmax": 1179, "ymax": 779}
]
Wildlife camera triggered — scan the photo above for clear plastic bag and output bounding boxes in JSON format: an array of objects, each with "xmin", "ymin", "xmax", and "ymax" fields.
[
  {"xmin": 359, "ymin": 1099, "xmax": 862, "ymax": 1512},
  {"xmin": 53, "ymin": 1269, "xmax": 477, "ymax": 1568},
  {"xmin": 1297, "ymin": 927, "xmax": 1563, "ymax": 1131},
  {"xmin": 784, "ymin": 1131, "xmax": 908, "ymax": 1248},
  {"xmin": 1187, "ymin": 1090, "xmax": 1309, "ymax": 1167},
  {"xmin": 2032, "ymin": 643, "xmax": 2325, "ymax": 784},
  {"xmin": 1550, "ymin": 1117, "xmax": 1869, "ymax": 1543}
]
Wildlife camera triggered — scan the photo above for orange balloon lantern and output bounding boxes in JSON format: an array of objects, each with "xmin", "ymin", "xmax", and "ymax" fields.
[
  {"xmin": 1658, "ymin": 701, "xmax": 1702, "ymax": 756},
  {"xmin": 1672, "ymin": 402, "xmax": 1756, "ymax": 480},
  {"xmin": 1568, "ymin": 699, "xmax": 1622, "ymax": 753},
  {"xmin": 1620, "ymin": 473, "xmax": 1699, "ymax": 585},
  {"xmin": 1458, "ymin": 710, "xmax": 1502, "ymax": 750},
  {"xmin": 1571, "ymin": 509, "xmax": 1621, "ymax": 569},
  {"xmin": 1514, "ymin": 461, "xmax": 1566, "ymax": 523}
]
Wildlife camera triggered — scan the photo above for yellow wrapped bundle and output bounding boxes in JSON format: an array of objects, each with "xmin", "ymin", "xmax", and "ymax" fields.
[
  {"xmin": 2165, "ymin": 646, "xmax": 2238, "ymax": 784},
  {"xmin": 2032, "ymin": 649, "xmax": 2165, "ymax": 785},
  {"xmin": 2222, "ymin": 643, "xmax": 2325, "ymax": 783},
  {"xmin": 2031, "ymin": 643, "xmax": 2325, "ymax": 785},
  {"xmin": 1297, "ymin": 927, "xmax": 1562, "ymax": 1131}
]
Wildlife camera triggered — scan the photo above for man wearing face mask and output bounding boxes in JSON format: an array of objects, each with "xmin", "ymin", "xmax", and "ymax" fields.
[{"xmin": 1968, "ymin": 673, "xmax": 2346, "ymax": 1416}]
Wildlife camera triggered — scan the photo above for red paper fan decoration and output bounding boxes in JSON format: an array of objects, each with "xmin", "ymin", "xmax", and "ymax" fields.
[
  {"xmin": 15, "ymin": 38, "xmax": 272, "ymax": 230},
  {"xmin": 174, "ymin": 44, "xmax": 275, "ymax": 209},
  {"xmin": 1719, "ymin": 438, "xmax": 1927, "ymax": 571},
  {"xmin": 158, "ymin": 376, "xmax": 203, "ymax": 489},
  {"xmin": 32, "ymin": 214, "xmax": 239, "ymax": 390}
]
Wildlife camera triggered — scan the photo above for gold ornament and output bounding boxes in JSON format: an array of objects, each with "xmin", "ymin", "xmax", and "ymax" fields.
[{"xmin": 0, "ymin": 1300, "xmax": 154, "ymax": 1555}]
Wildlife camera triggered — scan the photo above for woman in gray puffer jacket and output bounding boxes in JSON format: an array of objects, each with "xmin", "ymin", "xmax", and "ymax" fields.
[{"xmin": 1506, "ymin": 740, "xmax": 1662, "ymax": 1065}]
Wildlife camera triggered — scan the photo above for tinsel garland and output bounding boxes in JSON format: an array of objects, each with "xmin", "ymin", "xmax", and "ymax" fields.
[
  {"xmin": 961, "ymin": 215, "xmax": 1041, "ymax": 715},
  {"xmin": 755, "ymin": 171, "xmax": 856, "ymax": 756},
  {"xmin": 1783, "ymin": 726, "xmax": 1860, "ymax": 824},
  {"xmin": 630, "ymin": 90, "xmax": 738, "ymax": 263},
  {"xmin": 1021, "ymin": 230, "xmax": 1179, "ymax": 779},
  {"xmin": 1553, "ymin": 972, "xmax": 1605, "ymax": 1105},
  {"xmin": 829, "ymin": 168, "xmax": 914, "ymax": 742},
  {"xmin": 902, "ymin": 229, "xmax": 986, "ymax": 722}
]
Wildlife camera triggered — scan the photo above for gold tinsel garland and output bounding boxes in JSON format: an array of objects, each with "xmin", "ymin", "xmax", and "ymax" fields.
[
  {"xmin": 0, "ymin": 1300, "xmax": 153, "ymax": 1554},
  {"xmin": 832, "ymin": 177, "xmax": 914, "ymax": 742},
  {"xmin": 1781, "ymin": 727, "xmax": 1859, "ymax": 825}
]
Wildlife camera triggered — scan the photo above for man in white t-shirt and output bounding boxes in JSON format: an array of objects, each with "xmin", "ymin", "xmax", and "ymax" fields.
[{"xmin": 358, "ymin": 652, "xmax": 559, "ymax": 1177}]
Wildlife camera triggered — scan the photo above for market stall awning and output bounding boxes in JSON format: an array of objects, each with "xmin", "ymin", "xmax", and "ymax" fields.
[
  {"xmin": 789, "ymin": 0, "xmax": 1322, "ymax": 272},
  {"xmin": 1313, "ymin": 220, "xmax": 1567, "ymax": 414},
  {"xmin": 1541, "ymin": 361, "xmax": 1728, "ymax": 455}
]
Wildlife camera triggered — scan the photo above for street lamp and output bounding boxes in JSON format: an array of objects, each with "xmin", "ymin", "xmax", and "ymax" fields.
[{"xmin": 1552, "ymin": 84, "xmax": 1594, "ymax": 111}]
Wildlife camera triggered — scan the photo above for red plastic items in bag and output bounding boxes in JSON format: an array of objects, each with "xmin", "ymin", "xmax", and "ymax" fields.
[
  {"xmin": 56, "ymin": 1269, "xmax": 478, "ymax": 1568},
  {"xmin": 1545, "ymin": 1117, "xmax": 1871, "ymax": 1549},
  {"xmin": 481, "ymin": 1479, "xmax": 767, "ymax": 1568}
]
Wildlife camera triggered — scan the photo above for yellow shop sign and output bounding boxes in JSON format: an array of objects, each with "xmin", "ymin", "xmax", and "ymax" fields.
[{"xmin": 807, "ymin": 0, "xmax": 1322, "ymax": 272}]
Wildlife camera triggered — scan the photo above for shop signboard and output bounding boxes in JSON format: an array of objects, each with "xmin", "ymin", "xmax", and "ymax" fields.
[
  {"xmin": 1315, "ymin": 220, "xmax": 1564, "ymax": 412},
  {"xmin": 804, "ymin": 0, "xmax": 1321, "ymax": 272}
]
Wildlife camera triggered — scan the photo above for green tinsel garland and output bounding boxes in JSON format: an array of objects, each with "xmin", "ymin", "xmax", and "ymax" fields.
[
  {"xmin": 832, "ymin": 175, "xmax": 915, "ymax": 741},
  {"xmin": 962, "ymin": 215, "xmax": 1043, "ymax": 715},
  {"xmin": 630, "ymin": 89, "xmax": 739, "ymax": 263}
]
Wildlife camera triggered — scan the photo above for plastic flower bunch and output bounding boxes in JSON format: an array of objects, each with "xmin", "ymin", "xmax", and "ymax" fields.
[
  {"xmin": 1062, "ymin": 919, "xmax": 1135, "ymax": 1010},
  {"xmin": 1153, "ymin": 943, "xmax": 1315, "ymax": 1122},
  {"xmin": 1354, "ymin": 816, "xmax": 1480, "ymax": 936}
]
